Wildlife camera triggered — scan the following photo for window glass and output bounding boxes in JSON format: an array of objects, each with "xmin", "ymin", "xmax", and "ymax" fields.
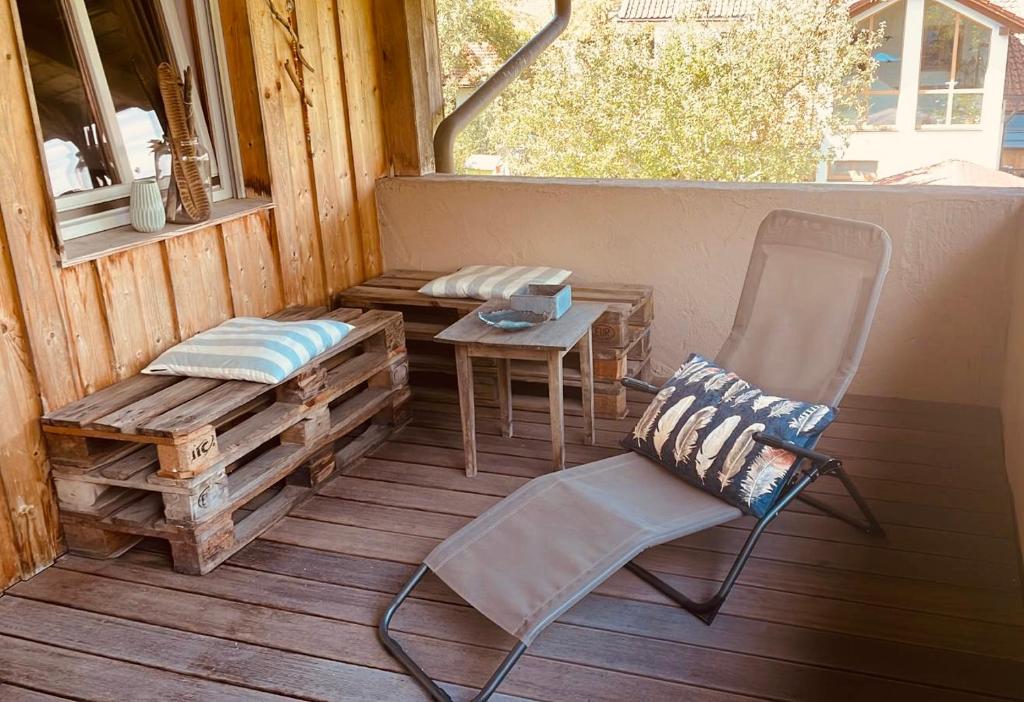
[
  {"xmin": 955, "ymin": 16, "xmax": 990, "ymax": 89},
  {"xmin": 919, "ymin": 1, "xmax": 956, "ymax": 90},
  {"xmin": 827, "ymin": 160, "xmax": 879, "ymax": 182},
  {"xmin": 917, "ymin": 1, "xmax": 989, "ymax": 126},
  {"xmin": 867, "ymin": 93, "xmax": 899, "ymax": 126},
  {"xmin": 85, "ymin": 0, "xmax": 171, "ymax": 180},
  {"xmin": 951, "ymin": 93, "xmax": 983, "ymax": 123},
  {"xmin": 17, "ymin": 0, "xmax": 230, "ymax": 240},
  {"xmin": 19, "ymin": 0, "xmax": 120, "ymax": 196},
  {"xmin": 917, "ymin": 93, "xmax": 948, "ymax": 125},
  {"xmin": 871, "ymin": 3, "xmax": 904, "ymax": 92},
  {"xmin": 853, "ymin": 1, "xmax": 904, "ymax": 127}
]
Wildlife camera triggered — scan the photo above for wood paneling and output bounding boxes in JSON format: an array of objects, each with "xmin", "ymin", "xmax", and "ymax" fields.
[
  {"xmin": 222, "ymin": 209, "xmax": 284, "ymax": 318},
  {"xmin": 96, "ymin": 245, "xmax": 180, "ymax": 377},
  {"xmin": 296, "ymin": 0, "xmax": 364, "ymax": 298},
  {"xmin": 374, "ymin": 0, "xmax": 440, "ymax": 176},
  {"xmin": 337, "ymin": 0, "xmax": 388, "ymax": 278},
  {"xmin": 165, "ymin": 227, "xmax": 234, "ymax": 338},
  {"xmin": 0, "ymin": 0, "xmax": 393, "ymax": 589}
]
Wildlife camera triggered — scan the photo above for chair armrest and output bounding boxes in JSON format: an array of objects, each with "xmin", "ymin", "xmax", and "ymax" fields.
[
  {"xmin": 752, "ymin": 432, "xmax": 841, "ymax": 477},
  {"xmin": 621, "ymin": 377, "xmax": 659, "ymax": 394}
]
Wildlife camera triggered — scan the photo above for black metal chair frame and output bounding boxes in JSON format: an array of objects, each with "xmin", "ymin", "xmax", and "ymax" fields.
[{"xmin": 378, "ymin": 377, "xmax": 886, "ymax": 702}]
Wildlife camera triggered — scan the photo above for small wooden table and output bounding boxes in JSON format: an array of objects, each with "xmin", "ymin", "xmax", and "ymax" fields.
[{"xmin": 435, "ymin": 301, "xmax": 607, "ymax": 476}]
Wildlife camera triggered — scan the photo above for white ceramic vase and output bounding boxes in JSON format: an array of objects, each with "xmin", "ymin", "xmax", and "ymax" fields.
[{"xmin": 129, "ymin": 177, "xmax": 166, "ymax": 233}]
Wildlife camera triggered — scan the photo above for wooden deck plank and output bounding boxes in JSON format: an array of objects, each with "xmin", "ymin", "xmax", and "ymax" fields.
[
  {"xmin": 382, "ymin": 427, "xmax": 1016, "ymax": 538},
  {"xmin": 0, "ymin": 596, "xmax": 500, "ymax": 702},
  {"xmin": 0, "ymin": 633, "xmax": 291, "ymax": 701},
  {"xmin": 318, "ymin": 475, "xmax": 1017, "ymax": 590},
  {"xmin": 5, "ymin": 389, "xmax": 1023, "ymax": 701},
  {"xmin": 0, "ymin": 684, "xmax": 71, "ymax": 701},
  {"xmin": 226, "ymin": 539, "xmax": 1024, "ymax": 664},
  {"xmin": 8, "ymin": 568, "xmax": 754, "ymax": 702},
  {"xmin": 350, "ymin": 458, "xmax": 1019, "ymax": 565},
  {"xmin": 47, "ymin": 553, "xmax": 1023, "ymax": 701}
]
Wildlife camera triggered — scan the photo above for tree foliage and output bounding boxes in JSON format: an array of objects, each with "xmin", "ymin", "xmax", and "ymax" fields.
[{"xmin": 438, "ymin": 0, "xmax": 881, "ymax": 182}]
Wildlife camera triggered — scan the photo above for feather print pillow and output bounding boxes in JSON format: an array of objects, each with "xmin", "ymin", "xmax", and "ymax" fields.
[{"xmin": 627, "ymin": 354, "xmax": 837, "ymax": 518}]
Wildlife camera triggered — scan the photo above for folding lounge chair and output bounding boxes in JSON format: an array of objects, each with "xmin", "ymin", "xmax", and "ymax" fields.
[{"xmin": 379, "ymin": 209, "xmax": 893, "ymax": 701}]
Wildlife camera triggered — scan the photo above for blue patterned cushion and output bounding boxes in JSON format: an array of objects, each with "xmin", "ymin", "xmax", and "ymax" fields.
[
  {"xmin": 142, "ymin": 317, "xmax": 354, "ymax": 385},
  {"xmin": 627, "ymin": 354, "xmax": 837, "ymax": 517}
]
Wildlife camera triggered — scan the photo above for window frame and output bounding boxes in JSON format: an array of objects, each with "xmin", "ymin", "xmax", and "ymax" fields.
[
  {"xmin": 916, "ymin": 0, "xmax": 991, "ymax": 129},
  {"xmin": 29, "ymin": 0, "xmax": 243, "ymax": 241}
]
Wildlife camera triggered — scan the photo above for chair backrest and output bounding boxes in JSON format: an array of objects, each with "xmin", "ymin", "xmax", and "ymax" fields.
[{"xmin": 715, "ymin": 209, "xmax": 892, "ymax": 407}]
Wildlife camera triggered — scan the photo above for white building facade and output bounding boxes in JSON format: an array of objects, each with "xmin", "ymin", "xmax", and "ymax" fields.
[{"xmin": 825, "ymin": 0, "xmax": 1018, "ymax": 181}]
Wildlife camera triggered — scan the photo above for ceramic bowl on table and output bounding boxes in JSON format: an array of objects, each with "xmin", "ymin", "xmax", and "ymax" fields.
[{"xmin": 477, "ymin": 307, "xmax": 550, "ymax": 331}]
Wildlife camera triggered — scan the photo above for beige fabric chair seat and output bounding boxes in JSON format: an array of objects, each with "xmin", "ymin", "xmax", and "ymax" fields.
[{"xmin": 424, "ymin": 452, "xmax": 742, "ymax": 644}]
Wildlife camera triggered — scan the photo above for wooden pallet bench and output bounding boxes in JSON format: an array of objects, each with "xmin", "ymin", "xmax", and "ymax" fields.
[
  {"xmin": 42, "ymin": 306, "xmax": 410, "ymax": 574},
  {"xmin": 337, "ymin": 270, "xmax": 653, "ymax": 418}
]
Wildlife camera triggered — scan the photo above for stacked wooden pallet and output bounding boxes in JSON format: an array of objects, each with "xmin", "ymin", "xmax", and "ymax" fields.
[
  {"xmin": 336, "ymin": 270, "xmax": 654, "ymax": 418},
  {"xmin": 41, "ymin": 307, "xmax": 410, "ymax": 574}
]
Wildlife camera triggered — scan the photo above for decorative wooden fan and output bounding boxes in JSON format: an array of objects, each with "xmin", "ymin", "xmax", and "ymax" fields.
[{"xmin": 157, "ymin": 62, "xmax": 211, "ymax": 222}]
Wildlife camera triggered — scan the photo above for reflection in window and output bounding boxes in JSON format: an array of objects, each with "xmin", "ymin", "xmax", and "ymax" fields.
[
  {"xmin": 87, "ymin": 0, "xmax": 171, "ymax": 179},
  {"xmin": 17, "ymin": 0, "xmax": 225, "ymax": 218},
  {"xmin": 827, "ymin": 160, "xmax": 879, "ymax": 182},
  {"xmin": 856, "ymin": 1, "xmax": 905, "ymax": 126},
  {"xmin": 21, "ymin": 0, "xmax": 120, "ymax": 195},
  {"xmin": 917, "ymin": 0, "xmax": 989, "ymax": 126}
]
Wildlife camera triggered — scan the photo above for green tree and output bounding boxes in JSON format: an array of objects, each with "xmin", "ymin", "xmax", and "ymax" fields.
[
  {"xmin": 436, "ymin": 0, "xmax": 529, "ymax": 170},
  {"xmin": 440, "ymin": 0, "xmax": 880, "ymax": 181}
]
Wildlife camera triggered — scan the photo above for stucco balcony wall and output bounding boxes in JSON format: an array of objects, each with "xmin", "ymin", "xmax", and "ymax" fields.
[{"xmin": 377, "ymin": 175, "xmax": 1024, "ymax": 407}]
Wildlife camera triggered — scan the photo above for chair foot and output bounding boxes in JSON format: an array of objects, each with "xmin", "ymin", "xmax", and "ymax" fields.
[
  {"xmin": 625, "ymin": 561, "xmax": 723, "ymax": 625},
  {"xmin": 379, "ymin": 564, "xmax": 527, "ymax": 702}
]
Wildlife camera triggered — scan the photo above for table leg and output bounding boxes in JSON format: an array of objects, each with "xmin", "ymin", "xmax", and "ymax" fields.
[
  {"xmin": 547, "ymin": 351, "xmax": 565, "ymax": 470},
  {"xmin": 578, "ymin": 329, "xmax": 596, "ymax": 445},
  {"xmin": 455, "ymin": 346, "xmax": 478, "ymax": 477},
  {"xmin": 497, "ymin": 358, "xmax": 513, "ymax": 438}
]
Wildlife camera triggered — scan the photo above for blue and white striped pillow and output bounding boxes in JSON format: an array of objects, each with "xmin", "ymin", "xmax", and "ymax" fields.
[
  {"xmin": 142, "ymin": 318, "xmax": 354, "ymax": 384},
  {"xmin": 419, "ymin": 265, "xmax": 571, "ymax": 300}
]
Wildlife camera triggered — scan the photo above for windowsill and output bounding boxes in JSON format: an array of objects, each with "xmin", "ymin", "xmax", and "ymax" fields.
[
  {"xmin": 916, "ymin": 125, "xmax": 984, "ymax": 132},
  {"xmin": 59, "ymin": 198, "xmax": 274, "ymax": 268}
]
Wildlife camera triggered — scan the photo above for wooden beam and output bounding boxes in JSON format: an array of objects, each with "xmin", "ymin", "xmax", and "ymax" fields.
[{"xmin": 373, "ymin": 0, "xmax": 441, "ymax": 176}]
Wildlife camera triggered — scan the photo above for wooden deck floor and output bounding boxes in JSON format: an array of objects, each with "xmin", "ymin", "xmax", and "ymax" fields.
[{"xmin": 2, "ymin": 387, "xmax": 1023, "ymax": 701}]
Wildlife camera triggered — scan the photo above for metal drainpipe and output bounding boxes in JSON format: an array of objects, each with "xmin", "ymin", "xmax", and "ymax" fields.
[{"xmin": 433, "ymin": 0, "xmax": 572, "ymax": 173}]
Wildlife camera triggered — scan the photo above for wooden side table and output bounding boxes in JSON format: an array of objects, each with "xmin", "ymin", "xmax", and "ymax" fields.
[{"xmin": 435, "ymin": 301, "xmax": 608, "ymax": 476}]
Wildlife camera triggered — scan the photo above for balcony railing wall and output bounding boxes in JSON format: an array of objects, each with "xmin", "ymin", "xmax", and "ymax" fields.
[{"xmin": 377, "ymin": 175, "xmax": 1023, "ymax": 406}]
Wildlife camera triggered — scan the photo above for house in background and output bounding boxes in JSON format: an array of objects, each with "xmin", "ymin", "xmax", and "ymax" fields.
[
  {"xmin": 617, "ymin": 0, "xmax": 1024, "ymax": 182},
  {"xmin": 833, "ymin": 0, "xmax": 1024, "ymax": 182}
]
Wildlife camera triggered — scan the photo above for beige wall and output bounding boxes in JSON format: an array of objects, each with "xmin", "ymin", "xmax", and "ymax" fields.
[
  {"xmin": 1002, "ymin": 223, "xmax": 1024, "ymax": 557},
  {"xmin": 377, "ymin": 175, "xmax": 1024, "ymax": 407}
]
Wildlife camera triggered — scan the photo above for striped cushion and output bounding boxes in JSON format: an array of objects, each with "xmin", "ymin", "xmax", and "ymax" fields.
[
  {"xmin": 419, "ymin": 265, "xmax": 572, "ymax": 300},
  {"xmin": 142, "ymin": 318, "xmax": 354, "ymax": 385}
]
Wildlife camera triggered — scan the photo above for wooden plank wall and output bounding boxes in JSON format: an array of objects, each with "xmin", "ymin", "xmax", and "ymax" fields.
[{"xmin": 0, "ymin": 0, "xmax": 395, "ymax": 589}]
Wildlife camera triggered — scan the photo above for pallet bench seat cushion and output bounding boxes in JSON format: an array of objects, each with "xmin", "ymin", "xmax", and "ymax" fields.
[
  {"xmin": 418, "ymin": 265, "xmax": 571, "ymax": 300},
  {"xmin": 628, "ymin": 353, "xmax": 836, "ymax": 518},
  {"xmin": 142, "ymin": 317, "xmax": 354, "ymax": 384},
  {"xmin": 424, "ymin": 452, "xmax": 742, "ymax": 645}
]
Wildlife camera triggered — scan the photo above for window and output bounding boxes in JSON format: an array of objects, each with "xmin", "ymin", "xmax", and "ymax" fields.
[
  {"xmin": 917, "ymin": 0, "xmax": 990, "ymax": 127},
  {"xmin": 827, "ymin": 160, "xmax": 879, "ymax": 182},
  {"xmin": 17, "ymin": 0, "xmax": 239, "ymax": 240},
  {"xmin": 856, "ymin": 1, "xmax": 905, "ymax": 127}
]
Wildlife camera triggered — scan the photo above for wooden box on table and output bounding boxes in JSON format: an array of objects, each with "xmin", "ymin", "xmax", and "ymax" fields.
[{"xmin": 41, "ymin": 306, "xmax": 410, "ymax": 574}]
